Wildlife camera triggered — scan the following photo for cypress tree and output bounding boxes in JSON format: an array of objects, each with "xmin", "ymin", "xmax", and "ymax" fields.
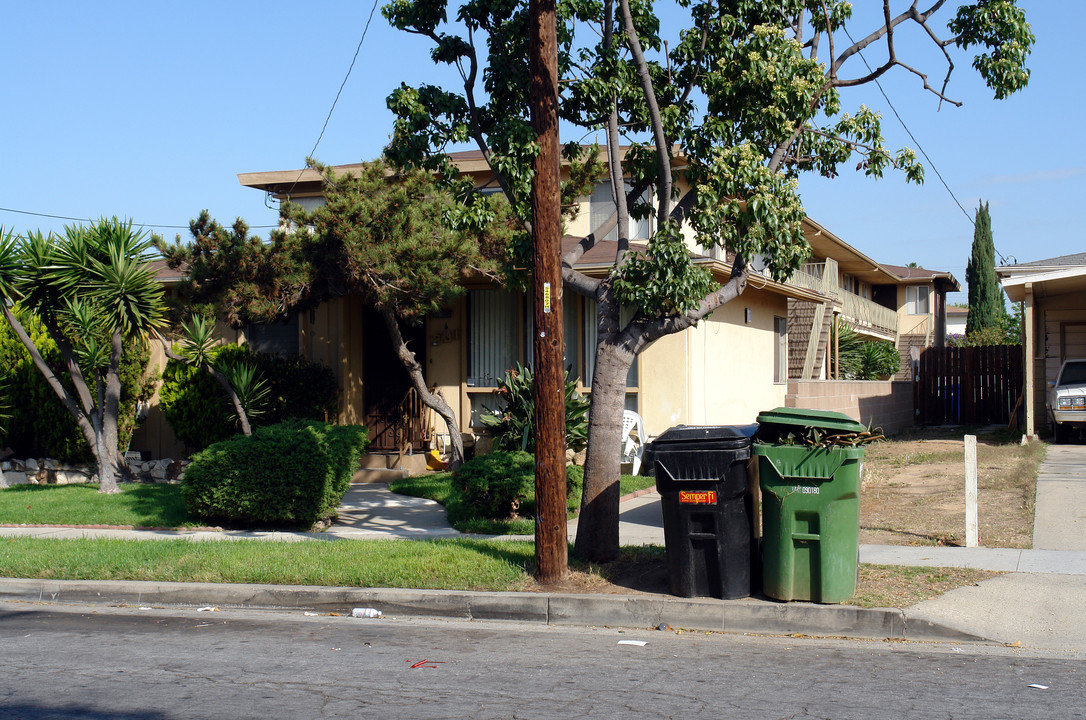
[{"xmin": 965, "ymin": 201, "xmax": 1003, "ymax": 334}]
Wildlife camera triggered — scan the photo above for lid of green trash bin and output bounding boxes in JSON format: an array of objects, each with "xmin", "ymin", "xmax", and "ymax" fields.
[{"xmin": 755, "ymin": 407, "xmax": 867, "ymax": 434}]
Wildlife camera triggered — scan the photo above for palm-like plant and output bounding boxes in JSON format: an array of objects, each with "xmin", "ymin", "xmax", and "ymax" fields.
[
  {"xmin": 835, "ymin": 321, "xmax": 901, "ymax": 380},
  {"xmin": 480, "ymin": 363, "xmax": 590, "ymax": 454},
  {"xmin": 163, "ymin": 314, "xmax": 266, "ymax": 436},
  {"xmin": 0, "ymin": 219, "xmax": 165, "ymax": 493}
]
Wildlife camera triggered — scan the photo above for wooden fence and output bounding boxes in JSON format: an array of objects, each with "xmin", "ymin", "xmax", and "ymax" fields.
[{"xmin": 915, "ymin": 345, "xmax": 1023, "ymax": 426}]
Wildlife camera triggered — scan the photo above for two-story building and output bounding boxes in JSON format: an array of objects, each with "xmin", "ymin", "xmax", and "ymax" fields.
[{"xmin": 135, "ymin": 152, "xmax": 958, "ymax": 463}]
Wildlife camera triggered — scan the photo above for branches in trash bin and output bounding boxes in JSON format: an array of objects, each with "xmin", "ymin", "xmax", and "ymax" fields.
[{"xmin": 758, "ymin": 426, "xmax": 885, "ymax": 449}]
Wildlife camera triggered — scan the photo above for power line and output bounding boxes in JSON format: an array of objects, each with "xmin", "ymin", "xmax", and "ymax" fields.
[
  {"xmin": 284, "ymin": 0, "xmax": 382, "ymax": 199},
  {"xmin": 2, "ymin": 3, "xmax": 381, "ymax": 235},
  {"xmin": 0, "ymin": 206, "xmax": 275, "ymax": 232},
  {"xmin": 841, "ymin": 27, "xmax": 1009, "ymax": 265}
]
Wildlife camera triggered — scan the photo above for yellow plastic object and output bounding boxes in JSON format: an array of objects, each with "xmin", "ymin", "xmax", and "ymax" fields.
[{"xmin": 426, "ymin": 449, "xmax": 447, "ymax": 471}]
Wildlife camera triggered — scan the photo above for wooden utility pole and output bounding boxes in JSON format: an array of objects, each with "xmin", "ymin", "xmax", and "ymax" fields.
[{"xmin": 528, "ymin": 0, "xmax": 567, "ymax": 581}]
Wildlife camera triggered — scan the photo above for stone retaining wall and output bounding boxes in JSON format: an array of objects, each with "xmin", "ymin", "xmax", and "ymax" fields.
[{"xmin": 0, "ymin": 458, "xmax": 187, "ymax": 488}]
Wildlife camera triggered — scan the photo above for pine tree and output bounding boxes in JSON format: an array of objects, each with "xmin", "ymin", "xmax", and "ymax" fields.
[{"xmin": 965, "ymin": 201, "xmax": 1003, "ymax": 334}]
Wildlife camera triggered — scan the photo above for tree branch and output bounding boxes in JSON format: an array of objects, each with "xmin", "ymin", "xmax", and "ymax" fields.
[{"xmin": 620, "ymin": 0, "xmax": 672, "ymax": 222}]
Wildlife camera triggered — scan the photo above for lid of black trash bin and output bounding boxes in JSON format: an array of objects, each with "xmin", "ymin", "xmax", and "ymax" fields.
[{"xmin": 651, "ymin": 425, "xmax": 752, "ymax": 450}]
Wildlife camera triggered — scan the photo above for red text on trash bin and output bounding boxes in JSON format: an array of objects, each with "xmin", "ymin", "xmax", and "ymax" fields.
[{"xmin": 678, "ymin": 490, "xmax": 717, "ymax": 504}]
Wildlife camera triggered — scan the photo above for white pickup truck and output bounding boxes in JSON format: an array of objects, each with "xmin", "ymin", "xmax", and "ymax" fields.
[{"xmin": 1047, "ymin": 359, "xmax": 1086, "ymax": 443}]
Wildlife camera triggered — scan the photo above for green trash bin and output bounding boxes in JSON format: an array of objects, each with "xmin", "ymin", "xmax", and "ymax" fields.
[{"xmin": 753, "ymin": 408, "xmax": 868, "ymax": 604}]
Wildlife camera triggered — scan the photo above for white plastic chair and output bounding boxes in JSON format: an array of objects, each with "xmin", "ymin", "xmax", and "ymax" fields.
[{"xmin": 621, "ymin": 410, "xmax": 647, "ymax": 476}]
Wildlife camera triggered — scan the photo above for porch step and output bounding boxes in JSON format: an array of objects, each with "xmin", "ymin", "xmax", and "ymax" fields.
[
  {"xmin": 352, "ymin": 467, "xmax": 409, "ymax": 484},
  {"xmin": 353, "ymin": 451, "xmax": 431, "ymax": 482}
]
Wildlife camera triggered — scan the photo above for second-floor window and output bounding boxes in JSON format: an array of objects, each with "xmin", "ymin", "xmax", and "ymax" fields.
[
  {"xmin": 590, "ymin": 182, "xmax": 651, "ymax": 241},
  {"xmin": 906, "ymin": 285, "xmax": 929, "ymax": 315}
]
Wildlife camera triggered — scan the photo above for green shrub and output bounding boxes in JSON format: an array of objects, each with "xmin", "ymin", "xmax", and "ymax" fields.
[
  {"xmin": 479, "ymin": 363, "xmax": 590, "ymax": 453},
  {"xmin": 159, "ymin": 356, "xmax": 234, "ymax": 450},
  {"xmin": 454, "ymin": 450, "xmax": 582, "ymax": 519},
  {"xmin": 0, "ymin": 307, "xmax": 153, "ymax": 461},
  {"xmin": 181, "ymin": 420, "xmax": 368, "ymax": 527},
  {"xmin": 160, "ymin": 345, "xmax": 339, "ymax": 451}
]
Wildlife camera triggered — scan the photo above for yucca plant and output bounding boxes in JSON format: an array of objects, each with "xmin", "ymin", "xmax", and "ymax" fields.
[
  {"xmin": 480, "ymin": 362, "xmax": 590, "ymax": 453},
  {"xmin": 162, "ymin": 314, "xmax": 268, "ymax": 436},
  {"xmin": 0, "ymin": 219, "xmax": 165, "ymax": 493}
]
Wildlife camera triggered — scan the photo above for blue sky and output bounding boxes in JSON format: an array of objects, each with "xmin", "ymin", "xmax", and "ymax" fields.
[{"xmin": 2, "ymin": 2, "xmax": 1078, "ymax": 306}]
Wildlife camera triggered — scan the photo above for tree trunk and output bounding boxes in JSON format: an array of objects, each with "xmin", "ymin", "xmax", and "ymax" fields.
[
  {"xmin": 98, "ymin": 332, "xmax": 125, "ymax": 493},
  {"xmin": 380, "ymin": 308, "xmax": 465, "ymax": 470},
  {"xmin": 573, "ymin": 335, "xmax": 635, "ymax": 563},
  {"xmin": 210, "ymin": 369, "xmax": 252, "ymax": 436}
]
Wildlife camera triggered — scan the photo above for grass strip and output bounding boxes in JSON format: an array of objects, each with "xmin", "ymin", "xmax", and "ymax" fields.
[
  {"xmin": 390, "ymin": 471, "xmax": 657, "ymax": 535},
  {"xmin": 0, "ymin": 536, "xmax": 997, "ymax": 608},
  {"xmin": 854, "ymin": 564, "xmax": 1001, "ymax": 608},
  {"xmin": 0, "ymin": 484, "xmax": 196, "ymax": 528},
  {"xmin": 0, "ymin": 536, "xmax": 536, "ymax": 591}
]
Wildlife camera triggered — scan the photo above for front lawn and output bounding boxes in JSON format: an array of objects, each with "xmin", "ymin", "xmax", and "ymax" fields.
[
  {"xmin": 0, "ymin": 483, "xmax": 196, "ymax": 528},
  {"xmin": 0, "ymin": 536, "xmax": 536, "ymax": 590}
]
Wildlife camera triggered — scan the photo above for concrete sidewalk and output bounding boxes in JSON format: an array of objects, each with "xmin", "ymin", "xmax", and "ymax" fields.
[{"xmin": 3, "ymin": 445, "xmax": 1086, "ymax": 651}]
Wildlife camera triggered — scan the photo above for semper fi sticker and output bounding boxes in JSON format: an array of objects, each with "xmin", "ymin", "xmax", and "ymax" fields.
[{"xmin": 678, "ymin": 490, "xmax": 717, "ymax": 505}]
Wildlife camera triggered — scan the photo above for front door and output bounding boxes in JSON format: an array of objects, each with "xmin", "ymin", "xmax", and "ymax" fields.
[{"xmin": 362, "ymin": 307, "xmax": 426, "ymax": 450}]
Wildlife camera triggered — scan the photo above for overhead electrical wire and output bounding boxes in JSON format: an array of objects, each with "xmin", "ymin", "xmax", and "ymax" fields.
[
  {"xmin": 842, "ymin": 27, "xmax": 1010, "ymax": 265},
  {"xmin": 0, "ymin": 206, "xmax": 275, "ymax": 233},
  {"xmin": 3, "ymin": 2, "xmax": 380, "ymax": 236},
  {"xmin": 284, "ymin": 0, "xmax": 382, "ymax": 200}
]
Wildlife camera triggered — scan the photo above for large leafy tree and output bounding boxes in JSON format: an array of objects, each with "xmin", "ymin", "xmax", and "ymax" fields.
[
  {"xmin": 0, "ymin": 220, "xmax": 165, "ymax": 493},
  {"xmin": 383, "ymin": 0, "xmax": 1033, "ymax": 561},
  {"xmin": 965, "ymin": 200, "xmax": 1002, "ymax": 334},
  {"xmin": 158, "ymin": 160, "xmax": 519, "ymax": 468}
]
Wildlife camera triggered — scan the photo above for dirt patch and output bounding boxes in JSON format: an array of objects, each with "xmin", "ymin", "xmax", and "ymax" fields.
[
  {"xmin": 523, "ymin": 552, "xmax": 1000, "ymax": 609},
  {"xmin": 860, "ymin": 427, "xmax": 1045, "ymax": 548}
]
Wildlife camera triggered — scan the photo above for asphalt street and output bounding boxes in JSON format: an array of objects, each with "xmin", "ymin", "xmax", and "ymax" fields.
[{"xmin": 0, "ymin": 603, "xmax": 1082, "ymax": 720}]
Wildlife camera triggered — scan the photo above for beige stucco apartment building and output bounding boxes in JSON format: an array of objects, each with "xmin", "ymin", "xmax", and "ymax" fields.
[{"xmin": 135, "ymin": 153, "xmax": 958, "ymax": 461}]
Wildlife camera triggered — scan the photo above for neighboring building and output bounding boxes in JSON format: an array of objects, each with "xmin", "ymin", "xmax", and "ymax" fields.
[
  {"xmin": 783, "ymin": 223, "xmax": 959, "ymax": 382},
  {"xmin": 236, "ymin": 152, "xmax": 822, "ymax": 455},
  {"xmin": 997, "ymin": 252, "xmax": 1086, "ymax": 438},
  {"xmin": 945, "ymin": 305, "xmax": 969, "ymax": 341}
]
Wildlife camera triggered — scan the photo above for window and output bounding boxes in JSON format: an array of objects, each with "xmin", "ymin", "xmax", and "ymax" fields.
[
  {"xmin": 467, "ymin": 288, "xmax": 520, "ymax": 427},
  {"xmin": 286, "ymin": 196, "xmax": 325, "ymax": 212},
  {"xmin": 523, "ymin": 292, "xmax": 581, "ymax": 377},
  {"xmin": 774, "ymin": 316, "xmax": 787, "ymax": 383},
  {"xmin": 247, "ymin": 315, "xmax": 299, "ymax": 356},
  {"xmin": 906, "ymin": 285, "xmax": 929, "ymax": 315},
  {"xmin": 590, "ymin": 182, "xmax": 651, "ymax": 241},
  {"xmin": 467, "ymin": 289, "xmax": 518, "ymax": 388}
]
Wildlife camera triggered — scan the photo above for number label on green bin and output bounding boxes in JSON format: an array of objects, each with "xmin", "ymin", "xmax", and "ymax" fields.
[
  {"xmin": 679, "ymin": 490, "xmax": 717, "ymax": 504},
  {"xmin": 793, "ymin": 485, "xmax": 820, "ymax": 495}
]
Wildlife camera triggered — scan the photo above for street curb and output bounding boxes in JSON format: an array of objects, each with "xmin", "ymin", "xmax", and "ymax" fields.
[{"xmin": 0, "ymin": 578, "xmax": 991, "ymax": 645}]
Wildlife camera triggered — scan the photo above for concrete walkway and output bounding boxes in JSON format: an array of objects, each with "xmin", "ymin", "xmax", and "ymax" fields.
[{"xmin": 3, "ymin": 444, "xmax": 1086, "ymax": 651}]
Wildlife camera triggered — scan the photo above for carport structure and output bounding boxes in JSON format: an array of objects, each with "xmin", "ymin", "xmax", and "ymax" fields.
[{"xmin": 998, "ymin": 253, "xmax": 1086, "ymax": 438}]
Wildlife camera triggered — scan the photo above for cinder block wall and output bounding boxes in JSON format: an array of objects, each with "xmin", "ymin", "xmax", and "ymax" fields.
[{"xmin": 785, "ymin": 380, "xmax": 914, "ymax": 436}]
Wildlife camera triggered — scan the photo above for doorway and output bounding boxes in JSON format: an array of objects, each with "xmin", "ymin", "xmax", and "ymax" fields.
[{"xmin": 362, "ymin": 307, "xmax": 427, "ymax": 450}]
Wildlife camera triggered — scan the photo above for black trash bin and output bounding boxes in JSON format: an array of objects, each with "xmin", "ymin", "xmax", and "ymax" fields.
[{"xmin": 650, "ymin": 425, "xmax": 756, "ymax": 599}]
